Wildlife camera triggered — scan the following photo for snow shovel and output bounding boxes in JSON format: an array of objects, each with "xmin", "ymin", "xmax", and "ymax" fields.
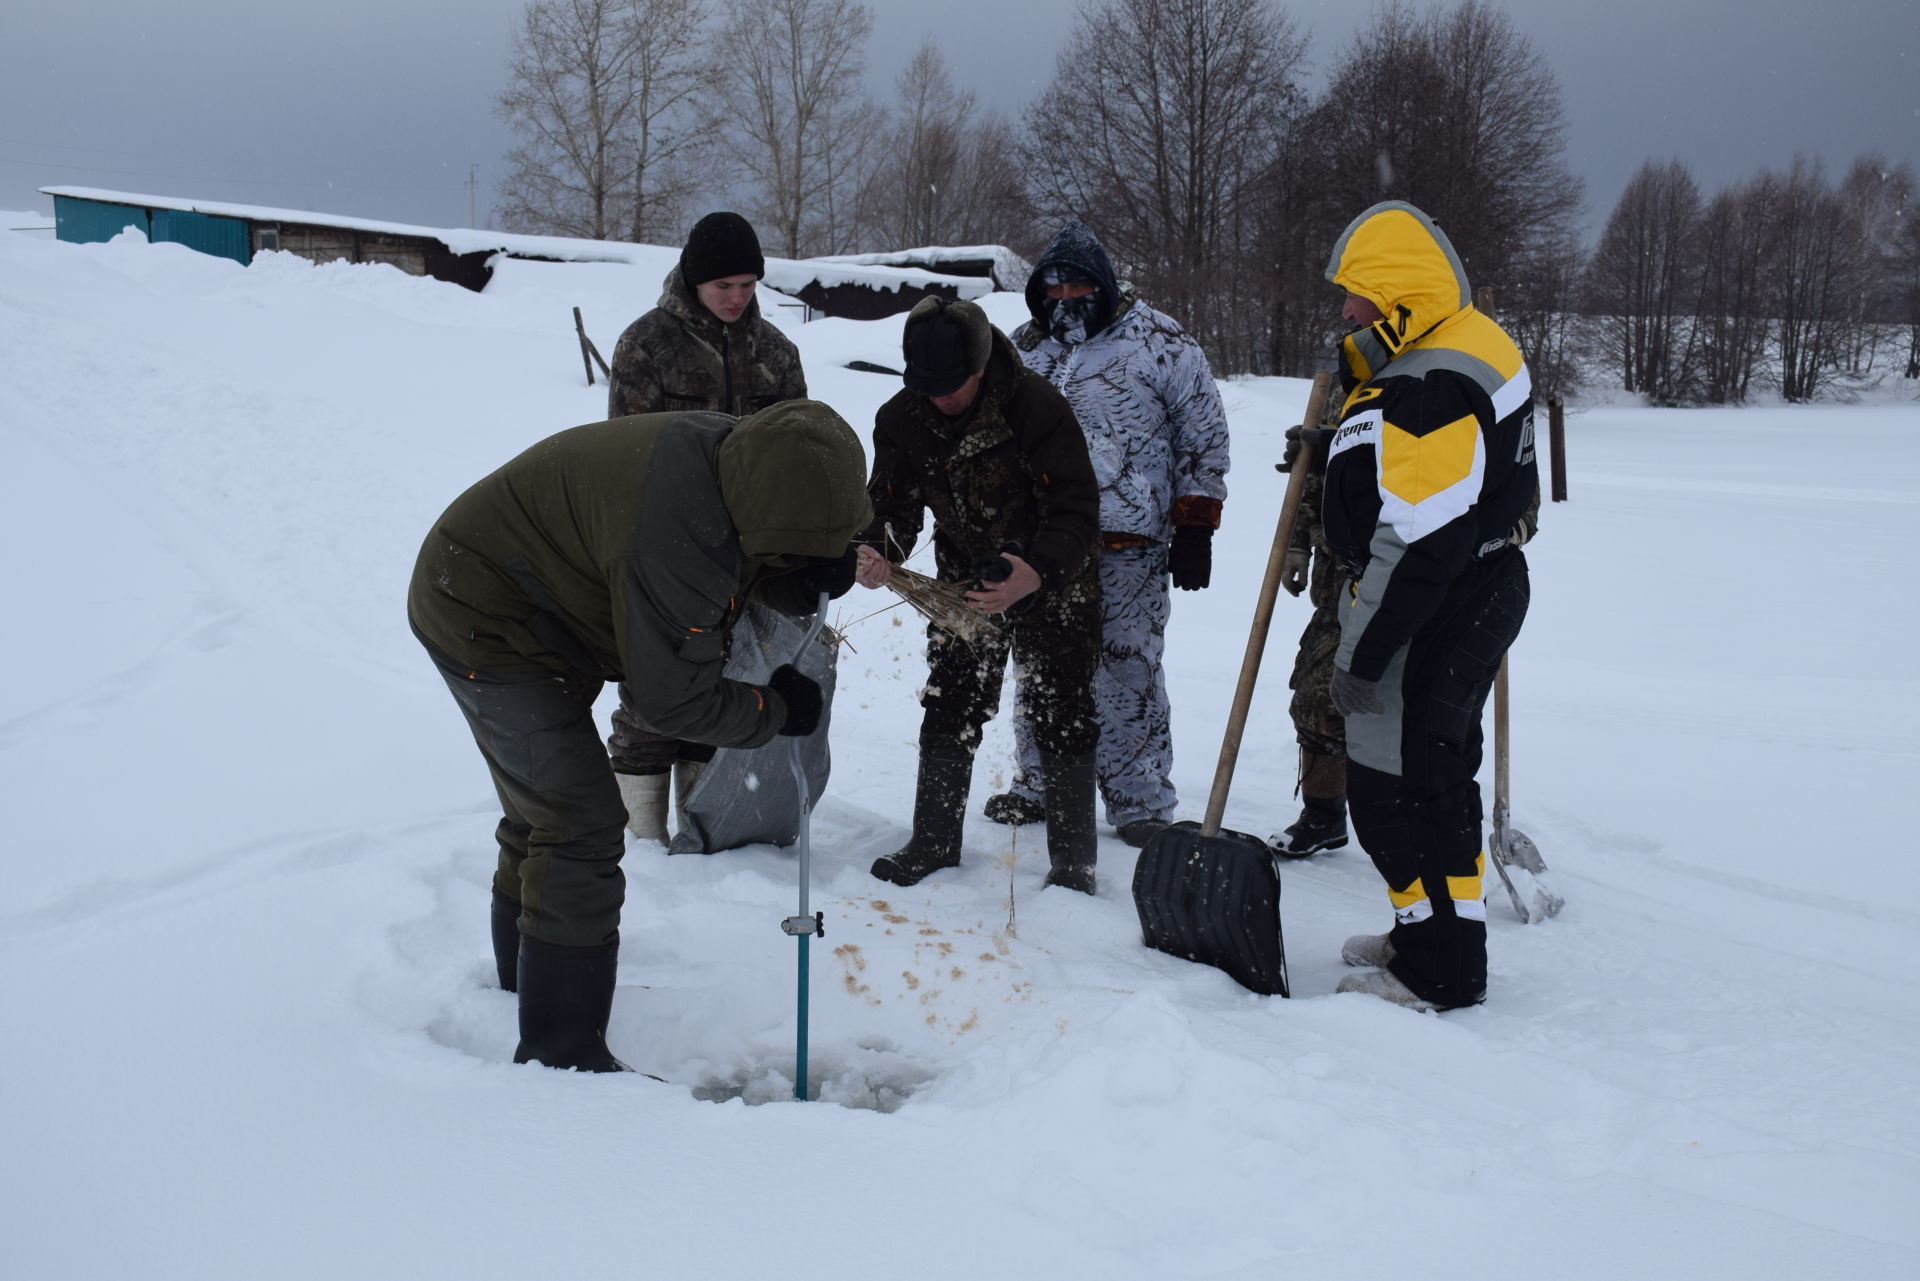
[
  {"xmin": 779, "ymin": 591, "xmax": 832, "ymax": 1099},
  {"xmin": 1130, "ymin": 372, "xmax": 1336, "ymax": 997},
  {"xmin": 1488, "ymin": 654, "xmax": 1563, "ymax": 922}
]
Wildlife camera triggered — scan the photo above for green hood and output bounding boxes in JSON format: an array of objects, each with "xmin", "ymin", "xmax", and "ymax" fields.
[{"xmin": 717, "ymin": 399, "xmax": 873, "ymax": 566}]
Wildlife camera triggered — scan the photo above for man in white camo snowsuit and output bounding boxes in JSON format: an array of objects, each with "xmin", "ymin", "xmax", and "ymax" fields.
[{"xmin": 987, "ymin": 221, "xmax": 1231, "ymax": 847}]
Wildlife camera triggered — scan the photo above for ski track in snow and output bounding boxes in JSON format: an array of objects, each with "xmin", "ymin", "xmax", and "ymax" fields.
[{"xmin": 2, "ymin": 220, "xmax": 1916, "ymax": 1279}]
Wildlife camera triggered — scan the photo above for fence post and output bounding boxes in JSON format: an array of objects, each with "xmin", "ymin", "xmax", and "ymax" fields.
[
  {"xmin": 1548, "ymin": 395, "xmax": 1567, "ymax": 502},
  {"xmin": 573, "ymin": 307, "xmax": 610, "ymax": 386}
]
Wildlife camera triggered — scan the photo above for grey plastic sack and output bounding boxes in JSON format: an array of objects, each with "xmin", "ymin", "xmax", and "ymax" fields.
[{"xmin": 669, "ymin": 601, "xmax": 837, "ymax": 854}]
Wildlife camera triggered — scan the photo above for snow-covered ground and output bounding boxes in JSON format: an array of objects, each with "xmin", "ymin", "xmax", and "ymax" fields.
[{"xmin": 3, "ymin": 216, "xmax": 1915, "ymax": 1279}]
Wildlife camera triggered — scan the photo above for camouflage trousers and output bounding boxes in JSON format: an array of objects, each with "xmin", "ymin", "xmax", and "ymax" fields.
[
  {"xmin": 1288, "ymin": 545, "xmax": 1346, "ymax": 762},
  {"xmin": 1005, "ymin": 544, "xmax": 1175, "ymax": 827}
]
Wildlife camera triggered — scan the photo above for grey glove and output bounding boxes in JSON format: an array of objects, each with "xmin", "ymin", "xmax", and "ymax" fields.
[
  {"xmin": 1281, "ymin": 549, "xmax": 1309, "ymax": 597},
  {"xmin": 1330, "ymin": 667, "xmax": 1385, "ymax": 717},
  {"xmin": 1508, "ymin": 512, "xmax": 1536, "ymax": 548}
]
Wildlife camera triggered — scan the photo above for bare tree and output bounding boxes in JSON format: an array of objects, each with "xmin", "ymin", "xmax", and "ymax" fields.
[
  {"xmin": 865, "ymin": 40, "xmax": 973, "ymax": 248},
  {"xmin": 1692, "ymin": 177, "xmax": 1774, "ymax": 405},
  {"xmin": 1766, "ymin": 157, "xmax": 1863, "ymax": 402},
  {"xmin": 1022, "ymin": 0, "xmax": 1308, "ymax": 368},
  {"xmin": 1834, "ymin": 155, "xmax": 1915, "ymax": 378},
  {"xmin": 1898, "ymin": 179, "xmax": 1920, "ymax": 379},
  {"xmin": 710, "ymin": 0, "xmax": 879, "ymax": 258},
  {"xmin": 494, "ymin": 0, "xmax": 711, "ymax": 241},
  {"xmin": 1585, "ymin": 159, "xmax": 1701, "ymax": 402},
  {"xmin": 619, "ymin": 0, "xmax": 713, "ymax": 244},
  {"xmin": 1316, "ymin": 0, "xmax": 1583, "ymax": 311},
  {"xmin": 944, "ymin": 114, "xmax": 1035, "ymax": 249},
  {"xmin": 859, "ymin": 40, "xmax": 1035, "ymax": 252},
  {"xmin": 1505, "ymin": 225, "xmax": 1590, "ymax": 403},
  {"xmin": 1248, "ymin": 105, "xmax": 1350, "ymax": 378}
]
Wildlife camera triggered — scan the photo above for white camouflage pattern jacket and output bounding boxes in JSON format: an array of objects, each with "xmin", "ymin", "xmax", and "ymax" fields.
[{"xmin": 1014, "ymin": 299, "xmax": 1230, "ymax": 541}]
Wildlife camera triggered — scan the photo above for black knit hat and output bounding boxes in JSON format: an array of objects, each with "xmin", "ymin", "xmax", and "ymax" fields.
[{"xmin": 681, "ymin": 212, "xmax": 765, "ymax": 287}]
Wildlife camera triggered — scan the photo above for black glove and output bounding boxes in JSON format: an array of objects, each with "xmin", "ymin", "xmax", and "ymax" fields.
[
  {"xmin": 1279, "ymin": 425, "xmax": 1303, "ymax": 473},
  {"xmin": 1169, "ymin": 526, "xmax": 1212, "ymax": 591},
  {"xmin": 973, "ymin": 540, "xmax": 1023, "ymax": 586},
  {"xmin": 1329, "ymin": 667, "xmax": 1385, "ymax": 717},
  {"xmin": 767, "ymin": 664, "xmax": 822, "ymax": 736},
  {"xmin": 1276, "ymin": 425, "xmax": 1335, "ymax": 475},
  {"xmin": 796, "ymin": 546, "xmax": 858, "ymax": 601}
]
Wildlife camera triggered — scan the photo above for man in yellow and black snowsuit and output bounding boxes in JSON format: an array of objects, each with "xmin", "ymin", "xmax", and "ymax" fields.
[
  {"xmin": 1317, "ymin": 202, "xmax": 1538, "ymax": 1011},
  {"xmin": 408, "ymin": 401, "xmax": 870, "ymax": 1070},
  {"xmin": 603, "ymin": 212, "xmax": 810, "ymax": 844}
]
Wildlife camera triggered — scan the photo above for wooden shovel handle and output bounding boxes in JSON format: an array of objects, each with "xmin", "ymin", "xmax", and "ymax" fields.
[{"xmin": 1202, "ymin": 371, "xmax": 1335, "ymax": 838}]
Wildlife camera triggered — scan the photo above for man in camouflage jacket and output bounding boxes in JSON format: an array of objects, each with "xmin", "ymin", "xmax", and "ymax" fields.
[
  {"xmin": 852, "ymin": 297, "xmax": 1105, "ymax": 893},
  {"xmin": 603, "ymin": 212, "xmax": 810, "ymax": 842},
  {"xmin": 409, "ymin": 401, "xmax": 869, "ymax": 1070},
  {"xmin": 990, "ymin": 221, "xmax": 1231, "ymax": 848},
  {"xmin": 1273, "ymin": 450, "xmax": 1355, "ymax": 858}
]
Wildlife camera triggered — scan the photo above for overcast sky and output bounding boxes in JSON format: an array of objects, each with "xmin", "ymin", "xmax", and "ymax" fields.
[{"xmin": 4, "ymin": 0, "xmax": 1916, "ymax": 242}]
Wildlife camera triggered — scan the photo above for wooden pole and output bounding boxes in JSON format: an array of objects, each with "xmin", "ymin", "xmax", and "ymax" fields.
[
  {"xmin": 1201, "ymin": 371, "xmax": 1334, "ymax": 838},
  {"xmin": 573, "ymin": 307, "xmax": 595, "ymax": 386},
  {"xmin": 1548, "ymin": 395, "xmax": 1568, "ymax": 502},
  {"xmin": 573, "ymin": 307, "xmax": 610, "ymax": 385}
]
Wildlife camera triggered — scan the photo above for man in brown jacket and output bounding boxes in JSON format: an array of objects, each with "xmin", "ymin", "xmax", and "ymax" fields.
[
  {"xmin": 604, "ymin": 212, "xmax": 810, "ymax": 843},
  {"xmin": 852, "ymin": 297, "xmax": 1104, "ymax": 893},
  {"xmin": 409, "ymin": 401, "xmax": 869, "ymax": 1071}
]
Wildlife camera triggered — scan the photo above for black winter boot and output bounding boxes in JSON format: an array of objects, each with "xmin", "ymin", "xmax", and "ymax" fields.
[
  {"xmin": 872, "ymin": 737, "xmax": 974, "ymax": 887},
  {"xmin": 1274, "ymin": 796, "xmax": 1348, "ymax": 858},
  {"xmin": 1040, "ymin": 751, "xmax": 1098, "ymax": 894},
  {"xmin": 512, "ymin": 935, "xmax": 629, "ymax": 1073},
  {"xmin": 1273, "ymin": 749, "xmax": 1349, "ymax": 858},
  {"xmin": 491, "ymin": 891, "xmax": 521, "ymax": 992}
]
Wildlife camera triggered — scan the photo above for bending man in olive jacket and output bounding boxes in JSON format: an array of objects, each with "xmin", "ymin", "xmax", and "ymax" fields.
[
  {"xmin": 852, "ymin": 297, "xmax": 1104, "ymax": 893},
  {"xmin": 409, "ymin": 401, "xmax": 870, "ymax": 1070},
  {"xmin": 604, "ymin": 212, "xmax": 811, "ymax": 841}
]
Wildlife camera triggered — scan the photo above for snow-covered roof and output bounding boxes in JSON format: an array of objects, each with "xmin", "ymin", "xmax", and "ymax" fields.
[
  {"xmin": 40, "ymin": 186, "xmax": 995, "ymax": 298},
  {"xmin": 814, "ymin": 245, "xmax": 1032, "ymax": 290}
]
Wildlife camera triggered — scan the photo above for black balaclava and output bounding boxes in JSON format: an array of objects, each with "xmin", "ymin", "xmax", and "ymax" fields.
[
  {"xmin": 1040, "ymin": 265, "xmax": 1102, "ymax": 345},
  {"xmin": 1024, "ymin": 220, "xmax": 1121, "ymax": 344}
]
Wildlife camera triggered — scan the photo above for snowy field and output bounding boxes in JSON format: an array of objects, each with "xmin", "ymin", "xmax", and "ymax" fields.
[{"xmin": 3, "ymin": 215, "xmax": 1916, "ymax": 1279}]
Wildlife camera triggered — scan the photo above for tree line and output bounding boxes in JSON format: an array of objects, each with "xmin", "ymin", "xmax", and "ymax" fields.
[
  {"xmin": 1586, "ymin": 154, "xmax": 1919, "ymax": 404},
  {"xmin": 494, "ymin": 0, "xmax": 1916, "ymax": 399}
]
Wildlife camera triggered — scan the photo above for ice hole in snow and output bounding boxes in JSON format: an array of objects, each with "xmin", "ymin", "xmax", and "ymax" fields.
[{"xmin": 691, "ymin": 1041, "xmax": 937, "ymax": 1112}]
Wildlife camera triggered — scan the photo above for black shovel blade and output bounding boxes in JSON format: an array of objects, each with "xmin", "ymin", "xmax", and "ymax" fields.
[{"xmin": 1131, "ymin": 821, "xmax": 1290, "ymax": 997}]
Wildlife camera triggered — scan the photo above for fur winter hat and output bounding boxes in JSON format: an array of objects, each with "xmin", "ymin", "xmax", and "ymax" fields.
[
  {"xmin": 681, "ymin": 212, "xmax": 765, "ymax": 287},
  {"xmin": 900, "ymin": 296, "xmax": 993, "ymax": 396}
]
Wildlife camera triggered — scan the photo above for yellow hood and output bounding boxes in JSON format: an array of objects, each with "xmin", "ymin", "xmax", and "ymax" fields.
[{"xmin": 1325, "ymin": 202, "xmax": 1472, "ymax": 362}]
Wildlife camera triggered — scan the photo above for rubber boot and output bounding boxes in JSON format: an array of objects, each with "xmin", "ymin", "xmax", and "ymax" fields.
[
  {"xmin": 672, "ymin": 759, "xmax": 707, "ymax": 836},
  {"xmin": 983, "ymin": 791, "xmax": 1045, "ymax": 826},
  {"xmin": 617, "ymin": 770, "xmax": 670, "ymax": 843},
  {"xmin": 1040, "ymin": 751, "xmax": 1098, "ymax": 894},
  {"xmin": 491, "ymin": 891, "xmax": 521, "ymax": 992},
  {"xmin": 871, "ymin": 737, "xmax": 974, "ymax": 887},
  {"xmin": 512, "ymin": 935, "xmax": 630, "ymax": 1073},
  {"xmin": 1273, "ymin": 750, "xmax": 1349, "ymax": 858}
]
